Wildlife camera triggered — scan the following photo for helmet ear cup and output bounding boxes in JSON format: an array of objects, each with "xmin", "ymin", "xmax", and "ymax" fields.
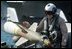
[{"xmin": 52, "ymin": 7, "xmax": 57, "ymax": 14}]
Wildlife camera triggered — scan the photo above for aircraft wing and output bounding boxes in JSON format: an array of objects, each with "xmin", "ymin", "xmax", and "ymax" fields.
[
  {"xmin": 15, "ymin": 22, "xmax": 38, "ymax": 47},
  {"xmin": 7, "ymin": 7, "xmax": 19, "ymax": 22}
]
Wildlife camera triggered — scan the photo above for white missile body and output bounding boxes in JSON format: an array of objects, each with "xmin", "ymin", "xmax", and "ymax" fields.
[{"xmin": 4, "ymin": 22, "xmax": 42, "ymax": 46}]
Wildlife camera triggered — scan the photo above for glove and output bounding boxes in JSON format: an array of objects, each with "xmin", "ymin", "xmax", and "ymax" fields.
[
  {"xmin": 43, "ymin": 39, "xmax": 53, "ymax": 48},
  {"xmin": 61, "ymin": 46, "xmax": 66, "ymax": 48},
  {"xmin": 44, "ymin": 39, "xmax": 50, "ymax": 45}
]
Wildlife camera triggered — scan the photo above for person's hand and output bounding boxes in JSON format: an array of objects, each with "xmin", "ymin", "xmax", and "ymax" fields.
[
  {"xmin": 61, "ymin": 46, "xmax": 66, "ymax": 48},
  {"xmin": 43, "ymin": 39, "xmax": 53, "ymax": 48}
]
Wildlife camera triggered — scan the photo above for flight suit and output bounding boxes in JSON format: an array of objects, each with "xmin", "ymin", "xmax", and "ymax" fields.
[{"xmin": 36, "ymin": 14, "xmax": 68, "ymax": 48}]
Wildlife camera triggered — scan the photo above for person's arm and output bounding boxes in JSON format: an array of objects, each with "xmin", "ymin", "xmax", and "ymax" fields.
[
  {"xmin": 36, "ymin": 17, "xmax": 45, "ymax": 32},
  {"xmin": 59, "ymin": 17, "xmax": 68, "ymax": 48}
]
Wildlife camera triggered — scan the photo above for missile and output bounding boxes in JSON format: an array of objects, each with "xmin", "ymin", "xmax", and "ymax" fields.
[
  {"xmin": 4, "ymin": 22, "xmax": 42, "ymax": 41},
  {"xmin": 4, "ymin": 21, "xmax": 51, "ymax": 46}
]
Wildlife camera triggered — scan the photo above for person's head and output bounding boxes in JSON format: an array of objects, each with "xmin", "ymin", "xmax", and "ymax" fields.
[
  {"xmin": 22, "ymin": 21, "xmax": 30, "ymax": 28},
  {"xmin": 44, "ymin": 3, "xmax": 57, "ymax": 18}
]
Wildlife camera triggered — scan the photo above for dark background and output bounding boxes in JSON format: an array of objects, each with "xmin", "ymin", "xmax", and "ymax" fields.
[{"xmin": 1, "ymin": 1, "xmax": 71, "ymax": 24}]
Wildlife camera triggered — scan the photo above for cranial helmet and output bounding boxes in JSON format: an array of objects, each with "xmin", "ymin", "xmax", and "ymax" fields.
[{"xmin": 45, "ymin": 3, "xmax": 57, "ymax": 14}]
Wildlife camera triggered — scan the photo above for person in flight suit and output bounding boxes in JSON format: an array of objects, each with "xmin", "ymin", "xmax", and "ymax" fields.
[{"xmin": 36, "ymin": 3, "xmax": 68, "ymax": 48}]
